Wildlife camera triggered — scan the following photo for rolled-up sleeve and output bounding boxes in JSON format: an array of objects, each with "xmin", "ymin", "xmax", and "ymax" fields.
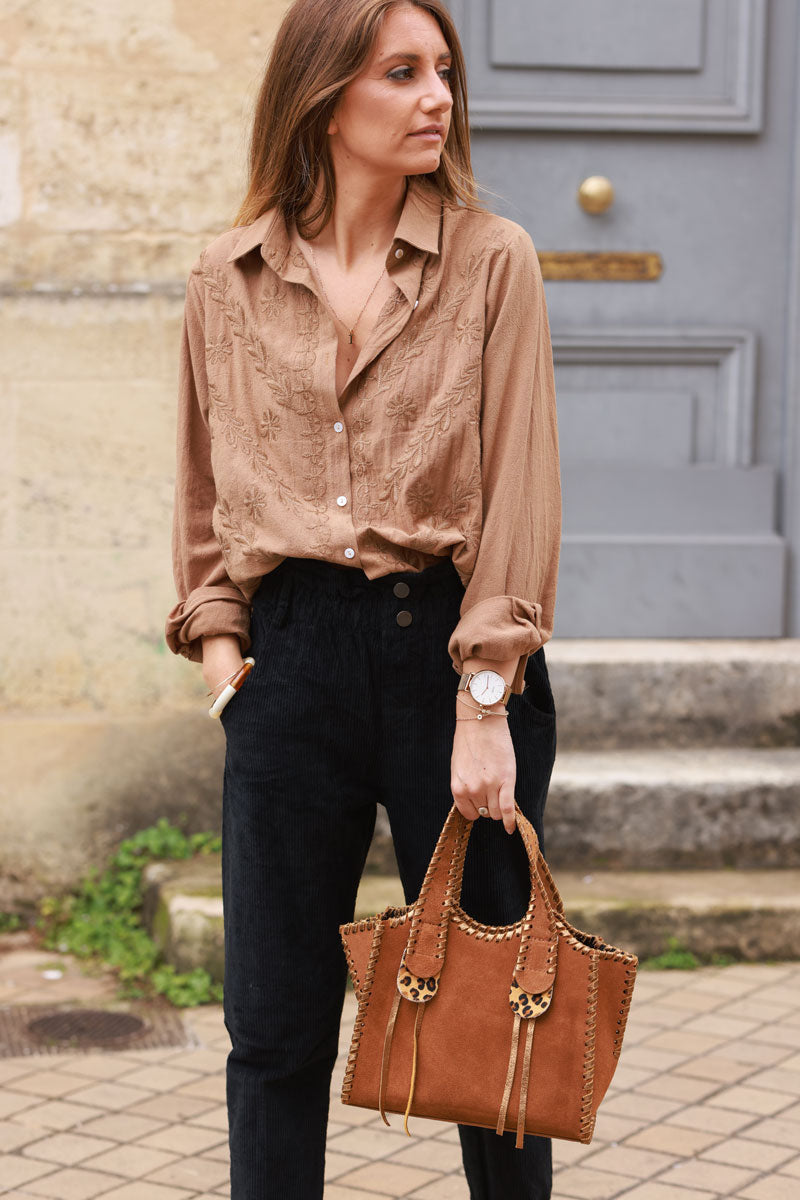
[
  {"xmin": 447, "ymin": 227, "xmax": 561, "ymax": 695},
  {"xmin": 164, "ymin": 264, "xmax": 253, "ymax": 663}
]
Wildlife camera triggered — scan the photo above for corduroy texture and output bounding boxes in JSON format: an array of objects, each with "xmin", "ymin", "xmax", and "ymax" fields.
[
  {"xmin": 164, "ymin": 174, "xmax": 562, "ymax": 695},
  {"xmin": 220, "ymin": 554, "xmax": 558, "ymax": 1200}
]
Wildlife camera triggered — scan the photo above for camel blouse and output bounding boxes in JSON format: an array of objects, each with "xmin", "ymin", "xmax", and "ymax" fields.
[{"xmin": 164, "ymin": 176, "xmax": 561, "ymax": 695}]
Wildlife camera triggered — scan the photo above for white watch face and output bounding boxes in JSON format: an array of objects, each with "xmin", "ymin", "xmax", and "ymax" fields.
[{"xmin": 468, "ymin": 669, "xmax": 506, "ymax": 705}]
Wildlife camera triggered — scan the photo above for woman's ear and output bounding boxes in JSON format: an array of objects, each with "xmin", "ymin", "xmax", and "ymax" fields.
[{"xmin": 327, "ymin": 113, "xmax": 339, "ymax": 136}]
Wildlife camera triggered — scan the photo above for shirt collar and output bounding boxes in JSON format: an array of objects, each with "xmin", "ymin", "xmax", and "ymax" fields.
[{"xmin": 224, "ymin": 175, "xmax": 442, "ymax": 267}]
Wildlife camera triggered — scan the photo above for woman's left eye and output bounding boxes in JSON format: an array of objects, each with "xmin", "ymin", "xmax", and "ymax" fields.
[{"xmin": 387, "ymin": 67, "xmax": 452, "ymax": 82}]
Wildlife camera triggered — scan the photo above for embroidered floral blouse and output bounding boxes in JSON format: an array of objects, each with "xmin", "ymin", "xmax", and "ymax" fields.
[{"xmin": 164, "ymin": 176, "xmax": 561, "ymax": 695}]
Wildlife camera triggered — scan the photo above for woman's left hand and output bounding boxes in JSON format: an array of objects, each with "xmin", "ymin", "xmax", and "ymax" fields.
[{"xmin": 450, "ymin": 716, "xmax": 517, "ymax": 834}]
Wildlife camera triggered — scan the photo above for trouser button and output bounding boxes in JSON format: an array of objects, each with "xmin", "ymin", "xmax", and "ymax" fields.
[{"xmin": 396, "ymin": 610, "xmax": 413, "ymax": 626}]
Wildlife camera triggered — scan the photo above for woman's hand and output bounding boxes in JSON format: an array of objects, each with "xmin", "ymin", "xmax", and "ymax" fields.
[
  {"xmin": 201, "ymin": 633, "xmax": 244, "ymax": 699},
  {"xmin": 451, "ymin": 712, "xmax": 517, "ymax": 834}
]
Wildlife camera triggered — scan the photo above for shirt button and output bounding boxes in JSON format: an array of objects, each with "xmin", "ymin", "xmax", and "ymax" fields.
[
  {"xmin": 337, "ymin": 495, "xmax": 347, "ymax": 506},
  {"xmin": 344, "ymin": 547, "xmax": 355, "ymax": 559},
  {"xmin": 394, "ymin": 247, "xmax": 404, "ymax": 259},
  {"xmin": 334, "ymin": 421, "xmax": 343, "ymax": 432},
  {"xmin": 396, "ymin": 609, "xmax": 413, "ymax": 626},
  {"xmin": 393, "ymin": 581, "xmax": 410, "ymax": 598}
]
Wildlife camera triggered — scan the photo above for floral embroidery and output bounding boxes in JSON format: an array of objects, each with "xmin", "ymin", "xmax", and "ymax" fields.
[
  {"xmin": 259, "ymin": 410, "xmax": 281, "ymax": 442},
  {"xmin": 385, "ymin": 395, "xmax": 418, "ymax": 430},
  {"xmin": 214, "ymin": 497, "xmax": 258, "ymax": 560},
  {"xmin": 206, "ymin": 378, "xmax": 303, "ymax": 514},
  {"xmin": 454, "ymin": 317, "xmax": 482, "ymax": 346},
  {"xmin": 201, "ymin": 254, "xmax": 330, "ymax": 557},
  {"xmin": 243, "ymin": 484, "xmax": 268, "ymax": 521},
  {"xmin": 260, "ymin": 283, "xmax": 286, "ymax": 319},
  {"xmin": 206, "ymin": 337, "xmax": 233, "ymax": 364}
]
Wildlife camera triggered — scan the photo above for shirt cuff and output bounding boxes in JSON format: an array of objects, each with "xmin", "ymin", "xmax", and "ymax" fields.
[
  {"xmin": 447, "ymin": 595, "xmax": 543, "ymax": 695},
  {"xmin": 165, "ymin": 589, "xmax": 252, "ymax": 663}
]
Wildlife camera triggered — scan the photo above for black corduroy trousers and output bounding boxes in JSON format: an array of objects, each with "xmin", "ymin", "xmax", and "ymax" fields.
[{"xmin": 219, "ymin": 554, "xmax": 557, "ymax": 1200}]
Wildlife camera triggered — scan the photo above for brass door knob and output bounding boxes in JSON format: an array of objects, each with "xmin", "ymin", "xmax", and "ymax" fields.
[{"xmin": 577, "ymin": 175, "xmax": 615, "ymax": 214}]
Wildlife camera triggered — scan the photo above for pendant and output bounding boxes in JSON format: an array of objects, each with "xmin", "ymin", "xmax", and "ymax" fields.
[
  {"xmin": 348, "ymin": 330, "xmax": 354, "ymax": 344},
  {"xmin": 477, "ymin": 713, "xmax": 483, "ymax": 719}
]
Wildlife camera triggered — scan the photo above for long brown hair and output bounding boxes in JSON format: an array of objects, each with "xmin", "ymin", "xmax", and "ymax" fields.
[{"xmin": 231, "ymin": 0, "xmax": 484, "ymax": 235}]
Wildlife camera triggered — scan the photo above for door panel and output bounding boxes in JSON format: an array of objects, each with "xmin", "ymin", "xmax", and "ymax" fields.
[{"xmin": 447, "ymin": 0, "xmax": 794, "ymax": 635}]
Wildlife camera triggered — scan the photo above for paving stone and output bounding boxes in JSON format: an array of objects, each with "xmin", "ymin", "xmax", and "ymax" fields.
[
  {"xmin": 670, "ymin": 1054, "xmax": 756, "ymax": 1084},
  {"xmin": 20, "ymin": 1130, "xmax": 117, "ymax": 1164},
  {"xmin": 143, "ymin": 1155, "xmax": 232, "ymax": 1190},
  {"xmin": 334, "ymin": 1160, "xmax": 442, "ymax": 1196},
  {"xmin": 737, "ymin": 1178, "xmax": 800, "ymax": 1200},
  {"xmin": 699, "ymin": 1134, "xmax": 795, "ymax": 1170},
  {"xmin": 14, "ymin": 1099, "xmax": 105, "ymax": 1130},
  {"xmin": 405, "ymin": 1176, "xmax": 469, "ymax": 1199},
  {"xmin": 11, "ymin": 1069, "xmax": 95, "ymax": 1099},
  {"xmin": 0, "ymin": 1154, "xmax": 57, "ymax": 1188},
  {"xmin": 624, "ymin": 1124, "xmax": 723, "ymax": 1156},
  {"xmin": 136, "ymin": 1123, "xmax": 227, "ymax": 1155},
  {"xmin": 634, "ymin": 1074, "xmax": 721, "ymax": 1103},
  {"xmin": 77, "ymin": 1113, "xmax": 165, "ymax": 1141},
  {"xmin": 740, "ymin": 1117, "xmax": 800, "ymax": 1150},
  {"xmin": 88, "ymin": 1184, "xmax": 195, "ymax": 1199},
  {"xmin": 0, "ymin": 1119, "xmax": 49, "ymax": 1151},
  {"xmin": 652, "ymin": 1157, "xmax": 757, "ymax": 1192},
  {"xmin": 705, "ymin": 1084, "xmax": 794, "ymax": 1115},
  {"xmin": 22, "ymin": 1164, "xmax": 126, "ymax": 1198},
  {"xmin": 79, "ymin": 1142, "xmax": 178, "ymax": 1177},
  {"xmin": 59, "ymin": 1082, "xmax": 155, "ymax": 1111},
  {"xmin": 581, "ymin": 1144, "xmax": 678, "ymax": 1178},
  {"xmin": 664, "ymin": 1104, "xmax": 756, "ymax": 1135},
  {"xmin": 327, "ymin": 1125, "xmax": 417, "ymax": 1160},
  {"xmin": 324, "ymin": 1148, "xmax": 370, "ymax": 1179},
  {"xmin": 550, "ymin": 1164, "xmax": 638, "ymax": 1197},
  {"xmin": 324, "ymin": 1186, "xmax": 393, "ymax": 1200},
  {"xmin": 614, "ymin": 1185, "xmax": 716, "ymax": 1200},
  {"xmin": 385, "ymin": 1138, "xmax": 464, "ymax": 1171},
  {"xmin": 778, "ymin": 1154, "xmax": 800, "ymax": 1177}
]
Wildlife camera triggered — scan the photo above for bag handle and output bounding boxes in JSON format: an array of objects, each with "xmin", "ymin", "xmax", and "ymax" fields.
[{"xmin": 400, "ymin": 802, "xmax": 560, "ymax": 1002}]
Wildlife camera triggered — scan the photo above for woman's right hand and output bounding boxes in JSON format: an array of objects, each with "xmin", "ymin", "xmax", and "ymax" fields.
[{"xmin": 201, "ymin": 634, "xmax": 244, "ymax": 699}]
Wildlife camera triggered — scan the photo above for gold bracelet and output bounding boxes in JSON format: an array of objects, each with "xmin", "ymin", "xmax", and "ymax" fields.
[{"xmin": 455, "ymin": 693, "xmax": 509, "ymax": 721}]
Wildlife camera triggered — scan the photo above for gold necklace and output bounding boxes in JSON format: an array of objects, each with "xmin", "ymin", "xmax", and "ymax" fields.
[{"xmin": 306, "ymin": 241, "xmax": 387, "ymax": 345}]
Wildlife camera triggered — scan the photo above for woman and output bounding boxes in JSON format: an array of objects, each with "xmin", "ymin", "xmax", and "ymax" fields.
[{"xmin": 165, "ymin": 1, "xmax": 561, "ymax": 1196}]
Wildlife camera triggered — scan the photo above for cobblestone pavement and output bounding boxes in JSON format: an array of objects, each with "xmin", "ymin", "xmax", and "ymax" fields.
[{"xmin": 1, "ymin": 943, "xmax": 800, "ymax": 1198}]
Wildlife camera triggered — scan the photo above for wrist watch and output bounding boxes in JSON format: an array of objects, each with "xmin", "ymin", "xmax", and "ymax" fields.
[{"xmin": 458, "ymin": 668, "xmax": 512, "ymax": 707}]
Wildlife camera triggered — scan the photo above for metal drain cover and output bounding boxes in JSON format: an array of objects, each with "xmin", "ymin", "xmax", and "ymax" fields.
[
  {"xmin": 0, "ymin": 1001, "xmax": 200, "ymax": 1057},
  {"xmin": 28, "ymin": 1009, "xmax": 146, "ymax": 1048}
]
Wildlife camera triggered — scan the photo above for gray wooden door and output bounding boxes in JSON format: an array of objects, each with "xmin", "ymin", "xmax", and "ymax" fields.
[{"xmin": 448, "ymin": 0, "xmax": 799, "ymax": 637}]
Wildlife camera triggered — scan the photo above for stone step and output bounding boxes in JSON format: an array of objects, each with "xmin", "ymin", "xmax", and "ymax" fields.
[
  {"xmin": 140, "ymin": 857, "xmax": 800, "ymax": 979},
  {"xmin": 543, "ymin": 746, "xmax": 800, "ymax": 870},
  {"xmin": 544, "ymin": 638, "xmax": 800, "ymax": 749}
]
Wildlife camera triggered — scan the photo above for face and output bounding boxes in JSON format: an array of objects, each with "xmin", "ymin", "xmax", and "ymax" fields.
[{"xmin": 328, "ymin": 3, "xmax": 455, "ymax": 180}]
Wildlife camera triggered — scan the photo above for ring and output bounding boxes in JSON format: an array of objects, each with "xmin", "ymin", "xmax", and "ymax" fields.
[{"xmin": 478, "ymin": 806, "xmax": 489, "ymax": 817}]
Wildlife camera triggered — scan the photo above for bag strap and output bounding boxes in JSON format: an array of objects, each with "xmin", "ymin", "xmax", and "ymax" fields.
[{"xmin": 402, "ymin": 802, "xmax": 559, "ymax": 998}]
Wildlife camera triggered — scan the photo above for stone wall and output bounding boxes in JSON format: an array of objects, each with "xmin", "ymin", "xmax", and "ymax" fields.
[{"xmin": 0, "ymin": 1, "xmax": 291, "ymax": 907}]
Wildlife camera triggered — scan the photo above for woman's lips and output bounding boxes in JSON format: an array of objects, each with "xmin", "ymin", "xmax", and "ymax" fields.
[{"xmin": 409, "ymin": 130, "xmax": 443, "ymax": 140}]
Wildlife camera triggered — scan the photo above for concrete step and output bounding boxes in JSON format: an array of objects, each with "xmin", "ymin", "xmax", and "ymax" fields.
[
  {"xmin": 140, "ymin": 856, "xmax": 800, "ymax": 982},
  {"xmin": 543, "ymin": 746, "xmax": 800, "ymax": 870},
  {"xmin": 544, "ymin": 638, "xmax": 800, "ymax": 749}
]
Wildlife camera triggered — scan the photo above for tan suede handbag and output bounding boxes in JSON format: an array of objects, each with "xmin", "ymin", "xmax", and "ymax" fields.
[{"xmin": 339, "ymin": 800, "xmax": 638, "ymax": 1147}]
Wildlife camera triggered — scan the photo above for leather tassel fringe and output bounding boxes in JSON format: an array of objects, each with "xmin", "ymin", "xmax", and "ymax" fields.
[
  {"xmin": 496, "ymin": 1013, "xmax": 537, "ymax": 1148},
  {"xmin": 378, "ymin": 990, "xmax": 426, "ymax": 1136}
]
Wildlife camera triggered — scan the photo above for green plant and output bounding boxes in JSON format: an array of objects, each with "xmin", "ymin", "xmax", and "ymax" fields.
[
  {"xmin": 35, "ymin": 817, "xmax": 223, "ymax": 1008},
  {"xmin": 0, "ymin": 911, "xmax": 24, "ymax": 933},
  {"xmin": 640, "ymin": 936, "xmax": 701, "ymax": 971}
]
